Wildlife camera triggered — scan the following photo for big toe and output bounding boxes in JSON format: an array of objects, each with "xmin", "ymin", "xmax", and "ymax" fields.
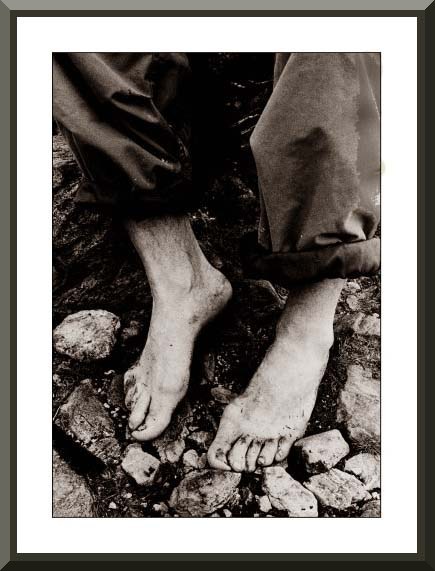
[{"xmin": 131, "ymin": 397, "xmax": 173, "ymax": 441}]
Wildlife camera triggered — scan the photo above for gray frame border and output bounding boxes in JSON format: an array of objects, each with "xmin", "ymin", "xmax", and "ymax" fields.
[{"xmin": 1, "ymin": 2, "xmax": 433, "ymax": 567}]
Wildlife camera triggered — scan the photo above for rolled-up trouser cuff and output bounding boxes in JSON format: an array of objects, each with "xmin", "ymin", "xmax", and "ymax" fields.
[{"xmin": 241, "ymin": 232, "xmax": 380, "ymax": 285}]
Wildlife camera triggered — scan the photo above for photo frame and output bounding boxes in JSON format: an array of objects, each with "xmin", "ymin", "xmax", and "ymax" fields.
[{"xmin": 2, "ymin": 1, "xmax": 433, "ymax": 566}]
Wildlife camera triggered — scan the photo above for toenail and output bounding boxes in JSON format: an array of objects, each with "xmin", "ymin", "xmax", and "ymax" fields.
[{"xmin": 258, "ymin": 456, "xmax": 265, "ymax": 464}]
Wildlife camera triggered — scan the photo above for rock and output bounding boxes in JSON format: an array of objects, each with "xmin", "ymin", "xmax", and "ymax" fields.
[
  {"xmin": 53, "ymin": 309, "xmax": 120, "ymax": 361},
  {"xmin": 346, "ymin": 295, "xmax": 359, "ymax": 311},
  {"xmin": 182, "ymin": 449, "xmax": 207, "ymax": 472},
  {"xmin": 56, "ymin": 379, "xmax": 121, "ymax": 464},
  {"xmin": 304, "ymin": 468, "xmax": 370, "ymax": 510},
  {"xmin": 262, "ymin": 467, "xmax": 318, "ymax": 517},
  {"xmin": 293, "ymin": 429, "xmax": 350, "ymax": 474},
  {"xmin": 121, "ymin": 444, "xmax": 161, "ymax": 486},
  {"xmin": 153, "ymin": 502, "xmax": 168, "ymax": 514},
  {"xmin": 108, "ymin": 502, "xmax": 117, "ymax": 510},
  {"xmin": 157, "ymin": 438, "xmax": 186, "ymax": 464},
  {"xmin": 120, "ymin": 320, "xmax": 141, "ymax": 342},
  {"xmin": 201, "ymin": 351, "xmax": 216, "ymax": 385},
  {"xmin": 360, "ymin": 499, "xmax": 381, "ymax": 517},
  {"xmin": 337, "ymin": 365, "xmax": 380, "ymax": 450},
  {"xmin": 169, "ymin": 469, "xmax": 241, "ymax": 517},
  {"xmin": 187, "ymin": 430, "xmax": 213, "ymax": 450},
  {"xmin": 335, "ymin": 312, "xmax": 380, "ymax": 337},
  {"xmin": 343, "ymin": 453, "xmax": 380, "ymax": 490},
  {"xmin": 210, "ymin": 386, "xmax": 236, "ymax": 404},
  {"xmin": 53, "ymin": 450, "xmax": 94, "ymax": 517},
  {"xmin": 346, "ymin": 281, "xmax": 361, "ymax": 293},
  {"xmin": 257, "ymin": 495, "xmax": 272, "ymax": 513}
]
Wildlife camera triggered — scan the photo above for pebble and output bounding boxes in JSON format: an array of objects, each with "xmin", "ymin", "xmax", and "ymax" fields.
[
  {"xmin": 182, "ymin": 449, "xmax": 207, "ymax": 472},
  {"xmin": 121, "ymin": 444, "xmax": 161, "ymax": 486},
  {"xmin": 293, "ymin": 429, "xmax": 350, "ymax": 474},
  {"xmin": 360, "ymin": 499, "xmax": 381, "ymax": 517},
  {"xmin": 153, "ymin": 503, "xmax": 168, "ymax": 514},
  {"xmin": 304, "ymin": 468, "xmax": 371, "ymax": 510},
  {"xmin": 53, "ymin": 309, "xmax": 121, "ymax": 361},
  {"xmin": 120, "ymin": 320, "xmax": 141, "ymax": 342},
  {"xmin": 157, "ymin": 438, "xmax": 186, "ymax": 464},
  {"xmin": 257, "ymin": 495, "xmax": 272, "ymax": 513},
  {"xmin": 169, "ymin": 469, "xmax": 241, "ymax": 517},
  {"xmin": 55, "ymin": 379, "xmax": 121, "ymax": 464},
  {"xmin": 223, "ymin": 509, "xmax": 232, "ymax": 517},
  {"xmin": 210, "ymin": 386, "xmax": 236, "ymax": 404},
  {"xmin": 262, "ymin": 467, "xmax": 318, "ymax": 517},
  {"xmin": 108, "ymin": 502, "xmax": 117, "ymax": 510},
  {"xmin": 335, "ymin": 312, "xmax": 380, "ymax": 337},
  {"xmin": 53, "ymin": 450, "xmax": 94, "ymax": 517},
  {"xmin": 337, "ymin": 365, "xmax": 380, "ymax": 450},
  {"xmin": 187, "ymin": 430, "xmax": 213, "ymax": 450},
  {"xmin": 343, "ymin": 453, "xmax": 380, "ymax": 490},
  {"xmin": 346, "ymin": 295, "xmax": 359, "ymax": 311}
]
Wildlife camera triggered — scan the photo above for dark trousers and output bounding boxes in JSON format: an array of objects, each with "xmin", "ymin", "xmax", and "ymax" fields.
[{"xmin": 53, "ymin": 52, "xmax": 380, "ymax": 284}]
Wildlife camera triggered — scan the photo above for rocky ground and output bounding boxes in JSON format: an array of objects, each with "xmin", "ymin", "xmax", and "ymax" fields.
[{"xmin": 52, "ymin": 54, "xmax": 380, "ymax": 519}]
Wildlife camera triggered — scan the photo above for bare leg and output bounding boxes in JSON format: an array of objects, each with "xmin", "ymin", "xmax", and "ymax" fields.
[
  {"xmin": 124, "ymin": 215, "xmax": 232, "ymax": 441},
  {"xmin": 208, "ymin": 278, "xmax": 344, "ymax": 471}
]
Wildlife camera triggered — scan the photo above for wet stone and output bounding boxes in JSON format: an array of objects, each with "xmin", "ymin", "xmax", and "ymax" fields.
[
  {"xmin": 55, "ymin": 379, "xmax": 121, "ymax": 464},
  {"xmin": 169, "ymin": 469, "xmax": 241, "ymax": 517},
  {"xmin": 53, "ymin": 309, "xmax": 121, "ymax": 361}
]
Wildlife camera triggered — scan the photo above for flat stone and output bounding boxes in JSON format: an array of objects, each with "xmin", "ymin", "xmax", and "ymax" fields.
[
  {"xmin": 187, "ymin": 430, "xmax": 213, "ymax": 450},
  {"xmin": 53, "ymin": 450, "xmax": 94, "ymax": 517},
  {"xmin": 360, "ymin": 499, "xmax": 381, "ymax": 518},
  {"xmin": 121, "ymin": 444, "xmax": 161, "ymax": 486},
  {"xmin": 107, "ymin": 373, "xmax": 126, "ymax": 410},
  {"xmin": 53, "ymin": 309, "xmax": 120, "ymax": 361},
  {"xmin": 337, "ymin": 365, "xmax": 380, "ymax": 451},
  {"xmin": 304, "ymin": 468, "xmax": 371, "ymax": 510},
  {"xmin": 169, "ymin": 469, "xmax": 241, "ymax": 517},
  {"xmin": 257, "ymin": 495, "xmax": 272, "ymax": 513},
  {"xmin": 210, "ymin": 386, "xmax": 236, "ymax": 404},
  {"xmin": 55, "ymin": 379, "xmax": 121, "ymax": 464},
  {"xmin": 293, "ymin": 429, "xmax": 350, "ymax": 474},
  {"xmin": 262, "ymin": 467, "xmax": 318, "ymax": 517},
  {"xmin": 156, "ymin": 438, "xmax": 186, "ymax": 464},
  {"xmin": 335, "ymin": 312, "xmax": 380, "ymax": 337},
  {"xmin": 344, "ymin": 453, "xmax": 380, "ymax": 490}
]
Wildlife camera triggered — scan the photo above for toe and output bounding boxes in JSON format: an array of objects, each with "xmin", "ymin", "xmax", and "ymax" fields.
[
  {"xmin": 257, "ymin": 439, "xmax": 279, "ymax": 467},
  {"xmin": 227, "ymin": 436, "xmax": 252, "ymax": 472},
  {"xmin": 246, "ymin": 439, "xmax": 263, "ymax": 472},
  {"xmin": 207, "ymin": 430, "xmax": 238, "ymax": 471},
  {"xmin": 275, "ymin": 436, "xmax": 293, "ymax": 462},
  {"xmin": 131, "ymin": 399, "xmax": 172, "ymax": 441},
  {"xmin": 128, "ymin": 389, "xmax": 151, "ymax": 431}
]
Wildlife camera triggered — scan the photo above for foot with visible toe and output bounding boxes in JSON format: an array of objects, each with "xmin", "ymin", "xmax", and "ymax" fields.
[
  {"xmin": 125, "ymin": 269, "xmax": 232, "ymax": 441},
  {"xmin": 207, "ymin": 279, "xmax": 344, "ymax": 472}
]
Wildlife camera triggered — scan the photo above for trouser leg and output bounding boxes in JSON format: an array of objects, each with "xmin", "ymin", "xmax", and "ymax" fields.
[
  {"xmin": 248, "ymin": 52, "xmax": 380, "ymax": 284},
  {"xmin": 53, "ymin": 52, "xmax": 192, "ymax": 218}
]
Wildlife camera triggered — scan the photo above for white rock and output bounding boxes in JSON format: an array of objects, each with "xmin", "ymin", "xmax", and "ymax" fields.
[
  {"xmin": 182, "ymin": 449, "xmax": 207, "ymax": 472},
  {"xmin": 53, "ymin": 309, "xmax": 120, "ymax": 361},
  {"xmin": 187, "ymin": 430, "xmax": 213, "ymax": 449},
  {"xmin": 257, "ymin": 495, "xmax": 272, "ymax": 513},
  {"xmin": 337, "ymin": 365, "xmax": 380, "ymax": 450},
  {"xmin": 169, "ymin": 469, "xmax": 241, "ymax": 517},
  {"xmin": 344, "ymin": 453, "xmax": 380, "ymax": 490},
  {"xmin": 121, "ymin": 444, "xmax": 160, "ymax": 486},
  {"xmin": 294, "ymin": 429, "xmax": 350, "ymax": 474},
  {"xmin": 108, "ymin": 502, "xmax": 117, "ymax": 510},
  {"xmin": 262, "ymin": 467, "xmax": 318, "ymax": 517},
  {"xmin": 53, "ymin": 451, "xmax": 94, "ymax": 517},
  {"xmin": 304, "ymin": 468, "xmax": 371, "ymax": 510}
]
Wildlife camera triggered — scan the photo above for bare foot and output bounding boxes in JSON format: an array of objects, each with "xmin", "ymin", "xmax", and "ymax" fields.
[
  {"xmin": 124, "ymin": 266, "xmax": 232, "ymax": 441},
  {"xmin": 207, "ymin": 279, "xmax": 344, "ymax": 471}
]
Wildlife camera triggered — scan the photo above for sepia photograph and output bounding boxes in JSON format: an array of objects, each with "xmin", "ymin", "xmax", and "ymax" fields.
[{"xmin": 51, "ymin": 51, "xmax": 381, "ymax": 519}]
